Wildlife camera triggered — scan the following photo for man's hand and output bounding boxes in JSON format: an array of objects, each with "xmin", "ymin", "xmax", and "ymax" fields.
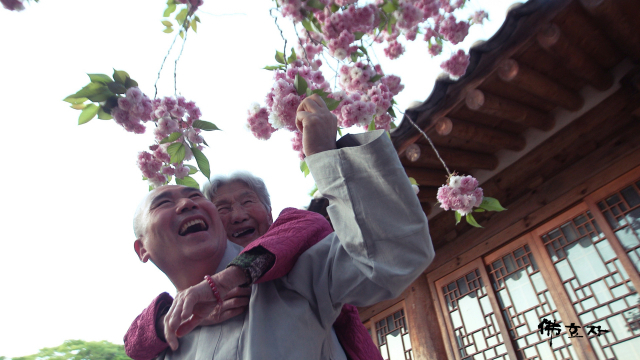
[
  {"xmin": 295, "ymin": 94, "xmax": 338, "ymax": 156},
  {"xmin": 162, "ymin": 266, "xmax": 251, "ymax": 350}
]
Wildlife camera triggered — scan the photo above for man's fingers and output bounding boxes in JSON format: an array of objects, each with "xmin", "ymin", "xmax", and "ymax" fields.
[
  {"xmin": 175, "ymin": 315, "xmax": 203, "ymax": 338},
  {"xmin": 298, "ymin": 94, "xmax": 326, "ymax": 113},
  {"xmin": 221, "ymin": 296, "xmax": 250, "ymax": 311},
  {"xmin": 224, "ymin": 286, "xmax": 251, "ymax": 299}
]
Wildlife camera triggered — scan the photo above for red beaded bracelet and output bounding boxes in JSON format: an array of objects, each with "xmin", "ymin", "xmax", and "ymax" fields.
[{"xmin": 204, "ymin": 275, "xmax": 222, "ymax": 304}]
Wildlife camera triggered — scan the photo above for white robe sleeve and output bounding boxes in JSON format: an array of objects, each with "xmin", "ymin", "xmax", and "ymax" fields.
[{"xmin": 284, "ymin": 130, "xmax": 435, "ymax": 315}]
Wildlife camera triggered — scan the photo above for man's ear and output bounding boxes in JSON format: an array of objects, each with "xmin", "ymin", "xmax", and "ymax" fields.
[{"xmin": 134, "ymin": 239, "xmax": 150, "ymax": 263}]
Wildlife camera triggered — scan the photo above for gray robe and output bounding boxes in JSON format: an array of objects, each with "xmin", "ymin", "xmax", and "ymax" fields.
[{"xmin": 158, "ymin": 130, "xmax": 435, "ymax": 360}]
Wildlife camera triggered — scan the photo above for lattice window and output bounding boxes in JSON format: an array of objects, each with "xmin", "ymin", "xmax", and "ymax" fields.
[
  {"xmin": 488, "ymin": 244, "xmax": 577, "ymax": 360},
  {"xmin": 540, "ymin": 210, "xmax": 640, "ymax": 359},
  {"xmin": 375, "ymin": 309, "xmax": 413, "ymax": 360},
  {"xmin": 442, "ymin": 269, "xmax": 509, "ymax": 360}
]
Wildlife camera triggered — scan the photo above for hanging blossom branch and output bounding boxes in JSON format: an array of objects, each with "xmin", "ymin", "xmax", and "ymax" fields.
[
  {"xmin": 245, "ymin": 0, "xmax": 488, "ymax": 160},
  {"xmin": 397, "ymin": 107, "xmax": 506, "ymax": 227}
]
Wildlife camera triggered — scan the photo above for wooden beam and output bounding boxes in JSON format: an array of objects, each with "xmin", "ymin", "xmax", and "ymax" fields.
[
  {"xmin": 404, "ymin": 167, "xmax": 449, "ymax": 187},
  {"xmin": 465, "ymin": 89, "xmax": 555, "ymax": 131},
  {"xmin": 559, "ymin": 2, "xmax": 624, "ymax": 68},
  {"xmin": 579, "ymin": 0, "xmax": 640, "ymax": 60},
  {"xmin": 403, "ymin": 143, "xmax": 499, "ymax": 171},
  {"xmin": 497, "ymin": 59, "xmax": 584, "ymax": 111},
  {"xmin": 434, "ymin": 117, "xmax": 526, "ymax": 151},
  {"xmin": 418, "ymin": 186, "xmax": 438, "ymax": 203},
  {"xmin": 537, "ymin": 24, "xmax": 614, "ymax": 91}
]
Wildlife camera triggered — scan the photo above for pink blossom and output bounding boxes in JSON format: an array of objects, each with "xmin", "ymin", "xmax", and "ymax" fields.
[
  {"xmin": 1, "ymin": 0, "xmax": 24, "ymax": 11},
  {"xmin": 438, "ymin": 15, "xmax": 470, "ymax": 45},
  {"xmin": 291, "ymin": 131, "xmax": 305, "ymax": 160},
  {"xmin": 459, "ymin": 175, "xmax": 479, "ymax": 194},
  {"xmin": 247, "ymin": 107, "xmax": 276, "ymax": 140},
  {"xmin": 174, "ymin": 164, "xmax": 190, "ymax": 179},
  {"xmin": 381, "ymin": 75, "xmax": 404, "ymax": 96},
  {"xmin": 428, "ymin": 42, "xmax": 443, "ymax": 56},
  {"xmin": 472, "ymin": 10, "xmax": 488, "ymax": 25},
  {"xmin": 440, "ymin": 49, "xmax": 470, "ymax": 77}
]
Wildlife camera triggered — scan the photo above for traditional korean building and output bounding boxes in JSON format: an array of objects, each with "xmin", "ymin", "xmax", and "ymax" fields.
[{"xmin": 353, "ymin": 0, "xmax": 640, "ymax": 359}]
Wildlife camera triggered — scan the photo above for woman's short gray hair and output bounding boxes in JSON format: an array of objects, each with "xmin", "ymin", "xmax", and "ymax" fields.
[{"xmin": 203, "ymin": 171, "xmax": 272, "ymax": 213}]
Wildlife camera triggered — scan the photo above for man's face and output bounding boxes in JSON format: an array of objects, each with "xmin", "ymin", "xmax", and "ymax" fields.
[
  {"xmin": 136, "ymin": 185, "xmax": 227, "ymax": 270},
  {"xmin": 212, "ymin": 181, "xmax": 273, "ymax": 247}
]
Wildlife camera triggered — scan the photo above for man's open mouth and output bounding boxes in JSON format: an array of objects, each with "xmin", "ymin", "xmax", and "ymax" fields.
[
  {"xmin": 179, "ymin": 218, "xmax": 209, "ymax": 236},
  {"xmin": 232, "ymin": 228, "xmax": 255, "ymax": 238}
]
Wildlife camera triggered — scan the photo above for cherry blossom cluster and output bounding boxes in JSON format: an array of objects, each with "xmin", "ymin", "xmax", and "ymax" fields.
[
  {"xmin": 111, "ymin": 88, "xmax": 154, "ymax": 134},
  {"xmin": 278, "ymin": 1, "xmax": 485, "ymax": 76},
  {"xmin": 136, "ymin": 96, "xmax": 205, "ymax": 188},
  {"xmin": 437, "ymin": 175, "xmax": 483, "ymax": 216}
]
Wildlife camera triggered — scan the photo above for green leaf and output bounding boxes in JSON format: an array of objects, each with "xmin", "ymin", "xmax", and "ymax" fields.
[
  {"xmin": 163, "ymin": 4, "xmax": 177, "ymax": 17},
  {"xmin": 125, "ymin": 78, "xmax": 139, "ymax": 89},
  {"xmin": 479, "ymin": 197, "xmax": 507, "ymax": 212},
  {"xmin": 455, "ymin": 211, "xmax": 462, "ymax": 225},
  {"xmin": 179, "ymin": 29, "xmax": 185, "ymax": 39},
  {"xmin": 306, "ymin": 0, "xmax": 325, "ymax": 10},
  {"xmin": 175, "ymin": 8, "xmax": 188, "ymax": 24},
  {"xmin": 474, "ymin": 208, "xmax": 486, "ymax": 212},
  {"xmin": 186, "ymin": 164, "xmax": 198, "ymax": 175},
  {"xmin": 167, "ymin": 142, "xmax": 186, "ymax": 163},
  {"xmin": 325, "ymin": 98, "xmax": 341, "ymax": 111},
  {"xmin": 388, "ymin": 20, "xmax": 393, "ymax": 34},
  {"xmin": 368, "ymin": 119, "xmax": 376, "ymax": 131},
  {"xmin": 388, "ymin": 106, "xmax": 396, "ymax": 118},
  {"xmin": 311, "ymin": 89, "xmax": 329, "ymax": 97},
  {"xmin": 191, "ymin": 19, "xmax": 198, "ymax": 32},
  {"xmin": 86, "ymin": 87, "xmax": 113, "ymax": 102},
  {"xmin": 311, "ymin": 17, "xmax": 324, "ymax": 34},
  {"xmin": 354, "ymin": 31, "xmax": 364, "ymax": 40},
  {"xmin": 63, "ymin": 96, "xmax": 88, "ymax": 104},
  {"xmin": 351, "ymin": 52, "xmax": 358, "ymax": 62},
  {"xmin": 113, "ymin": 69, "xmax": 129, "ymax": 85},
  {"xmin": 175, "ymin": 175, "xmax": 199, "ymax": 189},
  {"xmin": 70, "ymin": 103, "xmax": 86, "ymax": 110},
  {"xmin": 194, "ymin": 15, "xmax": 201, "ymax": 23},
  {"xmin": 300, "ymin": 160, "xmax": 310, "ymax": 177},
  {"xmin": 97, "ymin": 106, "xmax": 113, "ymax": 120},
  {"xmin": 294, "ymin": 74, "xmax": 308, "ymax": 96},
  {"xmin": 309, "ymin": 184, "xmax": 318, "ymax": 197},
  {"xmin": 87, "ymin": 73, "xmax": 112, "ymax": 84},
  {"xmin": 301, "ymin": 19, "xmax": 315, "ymax": 32},
  {"xmin": 389, "ymin": 121, "xmax": 397, "ymax": 129},
  {"xmin": 263, "ymin": 65, "xmax": 285, "ymax": 71},
  {"xmin": 358, "ymin": 46, "xmax": 368, "ymax": 55},
  {"xmin": 408, "ymin": 177, "xmax": 418, "ymax": 186},
  {"xmin": 107, "ymin": 82, "xmax": 127, "ymax": 94},
  {"xmin": 369, "ymin": 74, "xmax": 383, "ymax": 83},
  {"xmin": 162, "ymin": 20, "xmax": 173, "ymax": 27},
  {"xmin": 331, "ymin": 4, "xmax": 339, "ymax": 12},
  {"xmin": 163, "ymin": 26, "xmax": 174, "ymax": 33},
  {"xmin": 191, "ymin": 146, "xmax": 211, "ymax": 179},
  {"xmin": 382, "ymin": 1, "xmax": 397, "ymax": 14},
  {"xmin": 287, "ymin": 48, "xmax": 297, "ymax": 63},
  {"xmin": 275, "ymin": 50, "xmax": 286, "ymax": 64},
  {"xmin": 160, "ymin": 132, "xmax": 183, "ymax": 144},
  {"xmin": 78, "ymin": 104, "xmax": 99, "ymax": 125},
  {"xmin": 73, "ymin": 82, "xmax": 104, "ymax": 98},
  {"xmin": 337, "ymin": 127, "xmax": 343, "ymax": 136},
  {"xmin": 466, "ymin": 213, "xmax": 483, "ymax": 228},
  {"xmin": 192, "ymin": 120, "xmax": 220, "ymax": 131}
]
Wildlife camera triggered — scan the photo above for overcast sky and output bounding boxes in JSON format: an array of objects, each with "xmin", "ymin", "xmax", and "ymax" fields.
[{"xmin": 0, "ymin": 0, "xmax": 511, "ymax": 357}]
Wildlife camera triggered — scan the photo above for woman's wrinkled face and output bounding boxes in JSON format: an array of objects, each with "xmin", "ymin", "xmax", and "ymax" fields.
[{"xmin": 212, "ymin": 181, "xmax": 273, "ymax": 248}]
